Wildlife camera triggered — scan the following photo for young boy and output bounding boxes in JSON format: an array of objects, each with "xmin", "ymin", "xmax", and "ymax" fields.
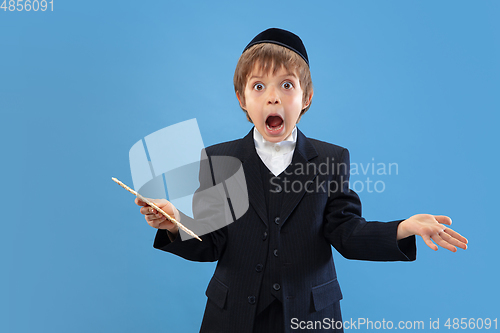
[{"xmin": 135, "ymin": 28, "xmax": 468, "ymax": 333}]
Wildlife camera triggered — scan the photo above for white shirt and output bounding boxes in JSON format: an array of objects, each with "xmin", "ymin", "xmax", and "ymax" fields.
[{"xmin": 253, "ymin": 126, "xmax": 297, "ymax": 176}]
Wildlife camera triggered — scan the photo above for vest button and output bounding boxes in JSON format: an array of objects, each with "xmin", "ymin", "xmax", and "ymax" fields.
[
  {"xmin": 255, "ymin": 264, "xmax": 263, "ymax": 272},
  {"xmin": 274, "ymin": 186, "xmax": 282, "ymax": 193},
  {"xmin": 273, "ymin": 283, "xmax": 281, "ymax": 291},
  {"xmin": 248, "ymin": 296, "xmax": 256, "ymax": 304},
  {"xmin": 263, "ymin": 231, "xmax": 268, "ymax": 240},
  {"xmin": 274, "ymin": 217, "xmax": 280, "ymax": 225},
  {"xmin": 273, "ymin": 249, "xmax": 278, "ymax": 257}
]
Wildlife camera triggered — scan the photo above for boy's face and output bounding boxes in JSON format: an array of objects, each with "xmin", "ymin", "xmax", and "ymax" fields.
[{"xmin": 237, "ymin": 64, "xmax": 312, "ymax": 143}]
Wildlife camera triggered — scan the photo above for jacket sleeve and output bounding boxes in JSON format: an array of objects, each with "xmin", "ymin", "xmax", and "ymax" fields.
[
  {"xmin": 323, "ymin": 148, "xmax": 416, "ymax": 261},
  {"xmin": 153, "ymin": 219, "xmax": 228, "ymax": 263}
]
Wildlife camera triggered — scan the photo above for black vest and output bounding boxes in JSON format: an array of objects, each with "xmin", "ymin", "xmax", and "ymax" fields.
[{"xmin": 257, "ymin": 159, "xmax": 285, "ymax": 313}]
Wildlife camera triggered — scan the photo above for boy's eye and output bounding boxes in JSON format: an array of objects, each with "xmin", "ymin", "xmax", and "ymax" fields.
[
  {"xmin": 253, "ymin": 83, "xmax": 264, "ymax": 91},
  {"xmin": 282, "ymin": 81, "xmax": 293, "ymax": 90}
]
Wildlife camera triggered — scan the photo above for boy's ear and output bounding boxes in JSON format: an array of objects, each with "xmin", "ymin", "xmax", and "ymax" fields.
[
  {"xmin": 303, "ymin": 90, "xmax": 314, "ymax": 109},
  {"xmin": 236, "ymin": 91, "xmax": 246, "ymax": 109}
]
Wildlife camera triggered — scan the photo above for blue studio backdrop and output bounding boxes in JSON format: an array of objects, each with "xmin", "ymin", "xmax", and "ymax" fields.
[{"xmin": 2, "ymin": 1, "xmax": 499, "ymax": 332}]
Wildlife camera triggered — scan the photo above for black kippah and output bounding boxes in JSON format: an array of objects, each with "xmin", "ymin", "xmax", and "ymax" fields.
[{"xmin": 242, "ymin": 28, "xmax": 309, "ymax": 67}]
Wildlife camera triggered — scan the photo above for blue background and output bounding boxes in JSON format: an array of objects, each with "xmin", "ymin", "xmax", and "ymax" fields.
[{"xmin": 2, "ymin": 1, "xmax": 499, "ymax": 332}]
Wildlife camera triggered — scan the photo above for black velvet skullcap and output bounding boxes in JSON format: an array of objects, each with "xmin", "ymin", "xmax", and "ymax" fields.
[{"xmin": 242, "ymin": 28, "xmax": 309, "ymax": 67}]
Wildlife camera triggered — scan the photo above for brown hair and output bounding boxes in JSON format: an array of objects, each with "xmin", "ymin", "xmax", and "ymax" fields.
[{"xmin": 233, "ymin": 43, "xmax": 313, "ymax": 122}]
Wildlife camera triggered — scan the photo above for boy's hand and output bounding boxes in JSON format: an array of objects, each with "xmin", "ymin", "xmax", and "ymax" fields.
[
  {"xmin": 397, "ymin": 214, "xmax": 468, "ymax": 252},
  {"xmin": 134, "ymin": 197, "xmax": 180, "ymax": 235}
]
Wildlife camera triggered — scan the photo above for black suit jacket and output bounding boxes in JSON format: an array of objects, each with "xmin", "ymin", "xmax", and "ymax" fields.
[{"xmin": 153, "ymin": 128, "xmax": 416, "ymax": 333}]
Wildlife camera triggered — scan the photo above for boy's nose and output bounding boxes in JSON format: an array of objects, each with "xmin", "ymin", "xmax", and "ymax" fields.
[{"xmin": 266, "ymin": 86, "xmax": 281, "ymax": 105}]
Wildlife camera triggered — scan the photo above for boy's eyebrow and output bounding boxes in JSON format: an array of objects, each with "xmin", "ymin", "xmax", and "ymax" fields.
[{"xmin": 248, "ymin": 72, "xmax": 298, "ymax": 80}]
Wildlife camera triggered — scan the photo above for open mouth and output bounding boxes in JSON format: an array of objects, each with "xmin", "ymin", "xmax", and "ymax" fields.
[{"xmin": 265, "ymin": 115, "xmax": 284, "ymax": 133}]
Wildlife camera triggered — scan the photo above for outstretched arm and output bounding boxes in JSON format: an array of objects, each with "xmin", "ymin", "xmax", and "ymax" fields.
[{"xmin": 397, "ymin": 214, "xmax": 468, "ymax": 252}]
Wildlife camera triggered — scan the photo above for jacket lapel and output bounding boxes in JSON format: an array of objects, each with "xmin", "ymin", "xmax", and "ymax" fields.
[
  {"xmin": 237, "ymin": 129, "xmax": 268, "ymax": 227},
  {"xmin": 279, "ymin": 129, "xmax": 319, "ymax": 226}
]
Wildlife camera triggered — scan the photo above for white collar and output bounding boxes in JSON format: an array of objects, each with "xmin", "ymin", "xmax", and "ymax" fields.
[{"xmin": 253, "ymin": 126, "xmax": 297, "ymax": 176}]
